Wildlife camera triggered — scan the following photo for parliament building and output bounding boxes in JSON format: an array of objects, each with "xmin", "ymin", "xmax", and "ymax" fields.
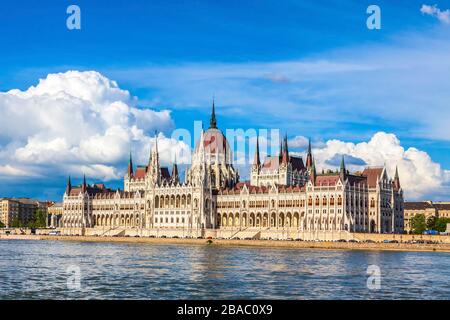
[{"xmin": 59, "ymin": 103, "xmax": 404, "ymax": 239}]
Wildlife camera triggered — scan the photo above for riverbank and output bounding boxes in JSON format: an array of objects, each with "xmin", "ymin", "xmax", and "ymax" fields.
[{"xmin": 1, "ymin": 234, "xmax": 450, "ymax": 253}]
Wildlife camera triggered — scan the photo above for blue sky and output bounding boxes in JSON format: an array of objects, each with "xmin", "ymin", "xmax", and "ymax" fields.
[{"xmin": 0, "ymin": 0, "xmax": 450, "ymax": 201}]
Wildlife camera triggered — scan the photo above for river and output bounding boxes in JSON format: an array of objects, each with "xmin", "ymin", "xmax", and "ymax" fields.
[{"xmin": 0, "ymin": 239, "xmax": 449, "ymax": 299}]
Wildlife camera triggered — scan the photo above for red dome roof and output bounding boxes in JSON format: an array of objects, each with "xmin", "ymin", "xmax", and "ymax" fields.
[{"xmin": 195, "ymin": 128, "xmax": 229, "ymax": 155}]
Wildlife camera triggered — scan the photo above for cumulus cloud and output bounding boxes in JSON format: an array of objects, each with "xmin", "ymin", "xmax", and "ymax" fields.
[
  {"xmin": 0, "ymin": 71, "xmax": 185, "ymax": 181},
  {"xmin": 0, "ymin": 165, "xmax": 32, "ymax": 177},
  {"xmin": 297, "ymin": 132, "xmax": 450, "ymax": 200},
  {"xmin": 421, "ymin": 4, "xmax": 450, "ymax": 24},
  {"xmin": 288, "ymin": 135, "xmax": 309, "ymax": 149}
]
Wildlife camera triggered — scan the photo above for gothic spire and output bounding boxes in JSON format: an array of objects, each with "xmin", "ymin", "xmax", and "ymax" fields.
[
  {"xmin": 284, "ymin": 133, "xmax": 289, "ymax": 155},
  {"xmin": 210, "ymin": 98, "xmax": 217, "ymax": 129},
  {"xmin": 65, "ymin": 176, "xmax": 72, "ymax": 195},
  {"xmin": 282, "ymin": 133, "xmax": 289, "ymax": 164},
  {"xmin": 340, "ymin": 155, "xmax": 346, "ymax": 181},
  {"xmin": 253, "ymin": 135, "xmax": 261, "ymax": 167},
  {"xmin": 394, "ymin": 166, "xmax": 401, "ymax": 190},
  {"xmin": 151, "ymin": 131, "xmax": 159, "ymax": 163},
  {"xmin": 279, "ymin": 136, "xmax": 283, "ymax": 159},
  {"xmin": 127, "ymin": 151, "xmax": 133, "ymax": 177},
  {"xmin": 82, "ymin": 174, "xmax": 87, "ymax": 193},
  {"xmin": 306, "ymin": 138, "xmax": 313, "ymax": 168}
]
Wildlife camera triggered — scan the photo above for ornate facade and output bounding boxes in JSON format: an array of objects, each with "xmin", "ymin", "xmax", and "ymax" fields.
[{"xmin": 61, "ymin": 103, "xmax": 404, "ymax": 236}]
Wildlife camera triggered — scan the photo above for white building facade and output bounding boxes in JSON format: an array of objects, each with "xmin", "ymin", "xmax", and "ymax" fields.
[{"xmin": 60, "ymin": 104, "xmax": 404, "ymax": 237}]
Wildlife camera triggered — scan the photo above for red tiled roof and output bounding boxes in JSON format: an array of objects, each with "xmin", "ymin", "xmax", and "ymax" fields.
[
  {"xmin": 362, "ymin": 167, "xmax": 383, "ymax": 188},
  {"xmin": 314, "ymin": 175, "xmax": 340, "ymax": 186},
  {"xmin": 134, "ymin": 166, "xmax": 147, "ymax": 179},
  {"xmin": 262, "ymin": 156, "xmax": 279, "ymax": 170}
]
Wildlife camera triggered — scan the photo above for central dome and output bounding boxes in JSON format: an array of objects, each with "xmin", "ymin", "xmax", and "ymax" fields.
[
  {"xmin": 193, "ymin": 101, "xmax": 232, "ymax": 164},
  {"xmin": 195, "ymin": 128, "xmax": 229, "ymax": 154}
]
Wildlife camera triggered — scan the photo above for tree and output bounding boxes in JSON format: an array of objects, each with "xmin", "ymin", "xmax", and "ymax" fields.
[
  {"xmin": 26, "ymin": 209, "xmax": 47, "ymax": 229},
  {"xmin": 411, "ymin": 214, "xmax": 426, "ymax": 234},
  {"xmin": 0, "ymin": 221, "xmax": 5, "ymax": 228},
  {"xmin": 34, "ymin": 209, "xmax": 47, "ymax": 228},
  {"xmin": 10, "ymin": 217, "xmax": 22, "ymax": 228},
  {"xmin": 426, "ymin": 215, "xmax": 437, "ymax": 230},
  {"xmin": 434, "ymin": 218, "xmax": 450, "ymax": 233}
]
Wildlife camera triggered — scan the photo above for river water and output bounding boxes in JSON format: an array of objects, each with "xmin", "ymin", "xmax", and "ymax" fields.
[{"xmin": 0, "ymin": 239, "xmax": 449, "ymax": 299}]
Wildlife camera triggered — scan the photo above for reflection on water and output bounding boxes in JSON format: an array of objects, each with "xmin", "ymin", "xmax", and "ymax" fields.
[{"xmin": 0, "ymin": 240, "xmax": 449, "ymax": 300}]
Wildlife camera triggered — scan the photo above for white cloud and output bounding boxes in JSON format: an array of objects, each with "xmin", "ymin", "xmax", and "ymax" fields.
[
  {"xmin": 288, "ymin": 135, "xmax": 309, "ymax": 149},
  {"xmin": 0, "ymin": 71, "xmax": 185, "ymax": 181},
  {"xmin": 0, "ymin": 165, "xmax": 33, "ymax": 177},
  {"xmin": 421, "ymin": 4, "xmax": 450, "ymax": 24},
  {"xmin": 299, "ymin": 132, "xmax": 450, "ymax": 200}
]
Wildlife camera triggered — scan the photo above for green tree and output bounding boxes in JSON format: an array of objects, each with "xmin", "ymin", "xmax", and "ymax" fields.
[
  {"xmin": 411, "ymin": 214, "xmax": 426, "ymax": 234},
  {"xmin": 10, "ymin": 217, "xmax": 22, "ymax": 228},
  {"xmin": 426, "ymin": 215, "xmax": 437, "ymax": 230},
  {"xmin": 434, "ymin": 218, "xmax": 450, "ymax": 233},
  {"xmin": 25, "ymin": 209, "xmax": 47, "ymax": 229},
  {"xmin": 0, "ymin": 221, "xmax": 5, "ymax": 228},
  {"xmin": 34, "ymin": 209, "xmax": 47, "ymax": 228}
]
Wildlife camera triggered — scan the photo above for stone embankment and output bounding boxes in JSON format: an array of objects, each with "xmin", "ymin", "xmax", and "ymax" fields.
[{"xmin": 1, "ymin": 234, "xmax": 450, "ymax": 253}]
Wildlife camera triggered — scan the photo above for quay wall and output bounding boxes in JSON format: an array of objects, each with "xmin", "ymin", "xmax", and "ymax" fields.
[{"xmin": 3, "ymin": 227, "xmax": 450, "ymax": 243}]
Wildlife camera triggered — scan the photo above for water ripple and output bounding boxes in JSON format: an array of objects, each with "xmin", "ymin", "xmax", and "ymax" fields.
[{"xmin": 0, "ymin": 240, "xmax": 449, "ymax": 299}]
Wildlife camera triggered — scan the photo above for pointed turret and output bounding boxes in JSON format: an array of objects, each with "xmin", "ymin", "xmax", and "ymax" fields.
[
  {"xmin": 171, "ymin": 156, "xmax": 179, "ymax": 183},
  {"xmin": 253, "ymin": 136, "xmax": 261, "ymax": 167},
  {"xmin": 65, "ymin": 176, "xmax": 72, "ymax": 195},
  {"xmin": 82, "ymin": 174, "xmax": 87, "ymax": 193},
  {"xmin": 149, "ymin": 131, "xmax": 161, "ymax": 185},
  {"xmin": 306, "ymin": 138, "xmax": 313, "ymax": 169},
  {"xmin": 210, "ymin": 98, "xmax": 217, "ymax": 129},
  {"xmin": 127, "ymin": 152, "xmax": 133, "ymax": 177},
  {"xmin": 340, "ymin": 155, "xmax": 346, "ymax": 181},
  {"xmin": 279, "ymin": 137, "xmax": 283, "ymax": 160},
  {"xmin": 282, "ymin": 133, "xmax": 289, "ymax": 164},
  {"xmin": 394, "ymin": 166, "xmax": 401, "ymax": 190}
]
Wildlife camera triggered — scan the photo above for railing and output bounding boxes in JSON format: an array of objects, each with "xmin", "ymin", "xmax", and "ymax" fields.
[
  {"xmin": 230, "ymin": 227, "xmax": 248, "ymax": 239},
  {"xmin": 100, "ymin": 226, "xmax": 121, "ymax": 237}
]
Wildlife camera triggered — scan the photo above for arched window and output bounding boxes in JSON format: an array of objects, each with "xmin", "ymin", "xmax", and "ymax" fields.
[
  {"xmin": 308, "ymin": 197, "xmax": 313, "ymax": 206},
  {"xmin": 315, "ymin": 197, "xmax": 320, "ymax": 206},
  {"xmin": 322, "ymin": 196, "xmax": 327, "ymax": 206},
  {"xmin": 165, "ymin": 196, "xmax": 169, "ymax": 207},
  {"xmin": 330, "ymin": 196, "xmax": 335, "ymax": 206},
  {"xmin": 337, "ymin": 196, "xmax": 342, "ymax": 206}
]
